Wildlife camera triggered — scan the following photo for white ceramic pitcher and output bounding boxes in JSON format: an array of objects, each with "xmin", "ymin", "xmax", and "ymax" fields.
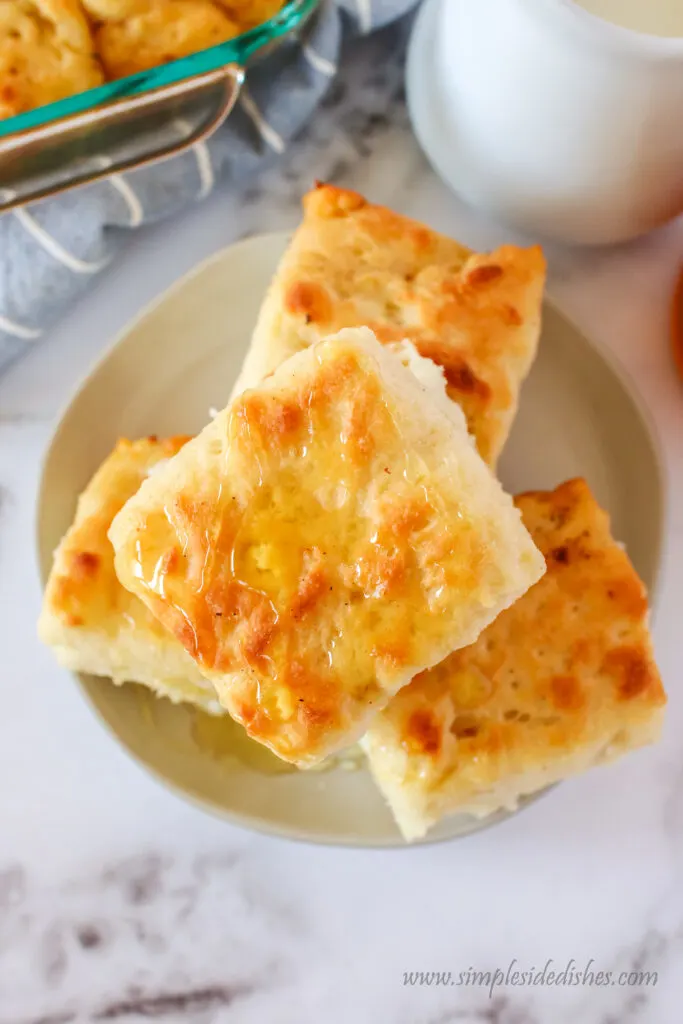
[{"xmin": 408, "ymin": 0, "xmax": 683, "ymax": 244}]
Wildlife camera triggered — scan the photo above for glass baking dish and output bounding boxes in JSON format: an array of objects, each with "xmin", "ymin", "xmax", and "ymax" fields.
[{"xmin": 0, "ymin": 0, "xmax": 320, "ymax": 211}]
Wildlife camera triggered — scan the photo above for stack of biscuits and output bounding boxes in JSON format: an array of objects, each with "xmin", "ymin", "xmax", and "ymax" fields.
[{"xmin": 39, "ymin": 185, "xmax": 666, "ymax": 841}]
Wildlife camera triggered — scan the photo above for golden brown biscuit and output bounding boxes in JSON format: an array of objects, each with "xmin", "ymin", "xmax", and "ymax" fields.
[
  {"xmin": 91, "ymin": 0, "xmax": 238, "ymax": 79},
  {"xmin": 215, "ymin": 0, "xmax": 282, "ymax": 30},
  {"xmin": 109, "ymin": 328, "xmax": 545, "ymax": 767},
  {"xmin": 0, "ymin": 0, "xmax": 103, "ymax": 119},
  {"xmin": 38, "ymin": 436, "xmax": 221, "ymax": 713},
  {"xmin": 80, "ymin": 0, "xmax": 137, "ymax": 17},
  {"xmin": 233, "ymin": 183, "xmax": 546, "ymax": 466},
  {"xmin": 362, "ymin": 479, "xmax": 666, "ymax": 840}
]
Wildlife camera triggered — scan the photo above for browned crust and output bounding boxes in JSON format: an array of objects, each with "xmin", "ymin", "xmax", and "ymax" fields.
[
  {"xmin": 110, "ymin": 332, "xmax": 543, "ymax": 765},
  {"xmin": 43, "ymin": 435, "xmax": 191, "ymax": 632},
  {"xmin": 366, "ymin": 478, "xmax": 665, "ymax": 829},
  {"xmin": 246, "ymin": 183, "xmax": 547, "ymax": 465}
]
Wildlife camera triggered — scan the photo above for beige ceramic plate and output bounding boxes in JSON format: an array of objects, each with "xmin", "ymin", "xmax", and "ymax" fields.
[{"xmin": 37, "ymin": 232, "xmax": 665, "ymax": 847}]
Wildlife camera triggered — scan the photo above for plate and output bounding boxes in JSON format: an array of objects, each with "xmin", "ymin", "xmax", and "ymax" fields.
[{"xmin": 37, "ymin": 231, "xmax": 665, "ymax": 847}]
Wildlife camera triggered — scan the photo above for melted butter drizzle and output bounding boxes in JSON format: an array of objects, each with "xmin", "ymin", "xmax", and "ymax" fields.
[{"xmin": 127, "ymin": 349, "xmax": 476, "ymax": 736}]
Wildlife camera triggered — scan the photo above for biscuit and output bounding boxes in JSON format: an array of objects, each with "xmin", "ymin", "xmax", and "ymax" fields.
[
  {"xmin": 80, "ymin": 0, "xmax": 138, "ymax": 17},
  {"xmin": 91, "ymin": 0, "xmax": 239, "ymax": 79},
  {"xmin": 39, "ymin": 436, "xmax": 221, "ymax": 713},
  {"xmin": 216, "ymin": 0, "xmax": 282, "ymax": 31},
  {"xmin": 109, "ymin": 328, "xmax": 545, "ymax": 766},
  {"xmin": 233, "ymin": 183, "xmax": 546, "ymax": 466},
  {"xmin": 362, "ymin": 479, "xmax": 666, "ymax": 840},
  {"xmin": 0, "ymin": 0, "xmax": 103, "ymax": 119}
]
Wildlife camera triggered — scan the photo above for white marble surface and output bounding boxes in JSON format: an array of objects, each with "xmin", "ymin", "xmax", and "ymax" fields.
[{"xmin": 2, "ymin": 26, "xmax": 683, "ymax": 1024}]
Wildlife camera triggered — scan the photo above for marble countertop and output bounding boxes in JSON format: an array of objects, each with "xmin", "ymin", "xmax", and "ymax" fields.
[{"xmin": 2, "ymin": 23, "xmax": 683, "ymax": 1024}]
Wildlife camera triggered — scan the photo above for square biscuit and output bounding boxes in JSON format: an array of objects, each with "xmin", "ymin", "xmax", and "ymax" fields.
[
  {"xmin": 38, "ymin": 436, "xmax": 221, "ymax": 713},
  {"xmin": 362, "ymin": 479, "xmax": 666, "ymax": 840},
  {"xmin": 109, "ymin": 328, "xmax": 545, "ymax": 766},
  {"xmin": 233, "ymin": 183, "xmax": 546, "ymax": 466}
]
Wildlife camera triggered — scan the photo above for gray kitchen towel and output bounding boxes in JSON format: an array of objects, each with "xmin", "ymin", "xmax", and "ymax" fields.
[{"xmin": 0, "ymin": 0, "xmax": 418, "ymax": 374}]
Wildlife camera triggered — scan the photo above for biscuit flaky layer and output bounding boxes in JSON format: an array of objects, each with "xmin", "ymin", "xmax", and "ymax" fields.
[
  {"xmin": 38, "ymin": 435, "xmax": 221, "ymax": 712},
  {"xmin": 234, "ymin": 183, "xmax": 547, "ymax": 466},
  {"xmin": 109, "ymin": 328, "xmax": 545, "ymax": 767},
  {"xmin": 362, "ymin": 479, "xmax": 666, "ymax": 840}
]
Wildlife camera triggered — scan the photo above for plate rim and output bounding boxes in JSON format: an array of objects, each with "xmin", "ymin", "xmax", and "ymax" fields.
[{"xmin": 34, "ymin": 230, "xmax": 669, "ymax": 848}]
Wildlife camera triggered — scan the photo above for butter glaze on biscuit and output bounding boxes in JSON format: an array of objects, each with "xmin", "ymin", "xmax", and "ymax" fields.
[{"xmin": 110, "ymin": 328, "xmax": 545, "ymax": 766}]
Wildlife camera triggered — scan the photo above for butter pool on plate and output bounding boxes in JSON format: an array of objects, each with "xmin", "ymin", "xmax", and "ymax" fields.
[
  {"xmin": 362, "ymin": 479, "xmax": 666, "ymax": 841},
  {"xmin": 109, "ymin": 328, "xmax": 545, "ymax": 767},
  {"xmin": 232, "ymin": 183, "xmax": 547, "ymax": 467}
]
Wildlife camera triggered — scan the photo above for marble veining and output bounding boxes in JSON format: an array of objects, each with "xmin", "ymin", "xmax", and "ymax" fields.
[
  {"xmin": 1, "ymin": 16, "xmax": 683, "ymax": 1024},
  {"xmin": 1, "ymin": 848, "xmax": 313, "ymax": 1023}
]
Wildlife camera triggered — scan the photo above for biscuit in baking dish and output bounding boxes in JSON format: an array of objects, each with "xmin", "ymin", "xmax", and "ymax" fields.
[
  {"xmin": 362, "ymin": 479, "xmax": 666, "ymax": 840},
  {"xmin": 109, "ymin": 328, "xmax": 545, "ymax": 766},
  {"xmin": 233, "ymin": 183, "xmax": 546, "ymax": 466},
  {"xmin": 84, "ymin": 0, "xmax": 279, "ymax": 30},
  {"xmin": 0, "ymin": 0, "xmax": 103, "ymax": 119},
  {"xmin": 91, "ymin": 0, "xmax": 239, "ymax": 79},
  {"xmin": 39, "ymin": 436, "xmax": 221, "ymax": 713},
  {"xmin": 215, "ymin": 0, "xmax": 282, "ymax": 30},
  {"xmin": 80, "ymin": 0, "xmax": 137, "ymax": 17}
]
